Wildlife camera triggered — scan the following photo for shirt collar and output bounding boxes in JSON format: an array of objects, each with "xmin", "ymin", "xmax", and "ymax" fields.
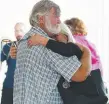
[{"xmin": 19, "ymin": 26, "xmax": 49, "ymax": 43}]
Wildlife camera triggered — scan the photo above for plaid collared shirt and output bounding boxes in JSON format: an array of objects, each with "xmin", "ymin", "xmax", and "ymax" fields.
[{"xmin": 13, "ymin": 26, "xmax": 81, "ymax": 104}]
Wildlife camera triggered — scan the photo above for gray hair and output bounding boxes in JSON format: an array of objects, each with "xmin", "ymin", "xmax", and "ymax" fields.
[
  {"xmin": 14, "ymin": 22, "xmax": 26, "ymax": 33},
  {"xmin": 29, "ymin": 0, "xmax": 61, "ymax": 27},
  {"xmin": 14, "ymin": 22, "xmax": 25, "ymax": 27}
]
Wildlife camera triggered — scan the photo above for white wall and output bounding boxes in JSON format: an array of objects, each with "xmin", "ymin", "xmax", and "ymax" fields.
[{"xmin": 0, "ymin": 0, "xmax": 39, "ymax": 40}]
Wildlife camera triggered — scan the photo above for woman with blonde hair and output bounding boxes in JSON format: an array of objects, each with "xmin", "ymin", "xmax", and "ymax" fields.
[
  {"xmin": 65, "ymin": 17, "xmax": 108, "ymax": 100},
  {"xmin": 65, "ymin": 18, "xmax": 87, "ymax": 35},
  {"xmin": 65, "ymin": 17, "xmax": 102, "ymax": 74}
]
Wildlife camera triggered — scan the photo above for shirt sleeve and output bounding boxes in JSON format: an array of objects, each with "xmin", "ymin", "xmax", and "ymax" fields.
[
  {"xmin": 46, "ymin": 48, "xmax": 81, "ymax": 82},
  {"xmin": 1, "ymin": 44, "xmax": 10, "ymax": 62},
  {"xmin": 46, "ymin": 39, "xmax": 82, "ymax": 60}
]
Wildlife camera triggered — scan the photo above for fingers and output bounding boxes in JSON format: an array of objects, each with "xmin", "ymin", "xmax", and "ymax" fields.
[
  {"xmin": 27, "ymin": 34, "xmax": 42, "ymax": 47},
  {"xmin": 27, "ymin": 39, "xmax": 33, "ymax": 47},
  {"xmin": 10, "ymin": 46, "xmax": 17, "ymax": 52},
  {"xmin": 10, "ymin": 46, "xmax": 17, "ymax": 59},
  {"xmin": 27, "ymin": 35, "xmax": 37, "ymax": 47},
  {"xmin": 10, "ymin": 53, "xmax": 17, "ymax": 59},
  {"xmin": 27, "ymin": 34, "xmax": 35, "ymax": 47},
  {"xmin": 31, "ymin": 33, "xmax": 35, "ymax": 36}
]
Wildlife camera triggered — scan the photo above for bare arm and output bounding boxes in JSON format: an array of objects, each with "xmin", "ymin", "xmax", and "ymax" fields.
[
  {"xmin": 71, "ymin": 45, "xmax": 91, "ymax": 82},
  {"xmin": 10, "ymin": 46, "xmax": 17, "ymax": 59}
]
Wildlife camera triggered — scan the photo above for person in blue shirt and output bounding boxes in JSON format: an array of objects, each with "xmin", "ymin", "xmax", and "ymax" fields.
[{"xmin": 1, "ymin": 22, "xmax": 25, "ymax": 104}]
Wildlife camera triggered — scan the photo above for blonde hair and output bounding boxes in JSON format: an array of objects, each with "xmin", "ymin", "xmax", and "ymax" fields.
[{"xmin": 65, "ymin": 17, "xmax": 87, "ymax": 36}]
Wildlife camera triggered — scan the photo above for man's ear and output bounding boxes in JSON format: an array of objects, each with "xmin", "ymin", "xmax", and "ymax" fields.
[{"xmin": 38, "ymin": 16, "xmax": 44, "ymax": 24}]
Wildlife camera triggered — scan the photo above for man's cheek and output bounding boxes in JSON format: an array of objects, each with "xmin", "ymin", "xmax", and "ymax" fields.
[{"xmin": 51, "ymin": 19, "xmax": 57, "ymax": 25}]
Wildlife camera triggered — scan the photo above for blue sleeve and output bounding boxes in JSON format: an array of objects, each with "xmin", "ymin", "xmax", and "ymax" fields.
[{"xmin": 1, "ymin": 44, "xmax": 10, "ymax": 62}]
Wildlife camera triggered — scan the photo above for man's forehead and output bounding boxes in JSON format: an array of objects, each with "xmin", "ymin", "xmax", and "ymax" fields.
[{"xmin": 49, "ymin": 7, "xmax": 60, "ymax": 16}]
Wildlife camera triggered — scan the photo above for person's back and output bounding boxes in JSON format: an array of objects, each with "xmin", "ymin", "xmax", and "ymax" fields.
[
  {"xmin": 73, "ymin": 35, "xmax": 102, "ymax": 72},
  {"xmin": 14, "ymin": 26, "xmax": 82, "ymax": 104},
  {"xmin": 14, "ymin": 27, "xmax": 61, "ymax": 104}
]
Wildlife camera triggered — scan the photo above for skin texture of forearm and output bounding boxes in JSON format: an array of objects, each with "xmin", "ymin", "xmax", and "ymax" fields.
[{"xmin": 72, "ymin": 46, "xmax": 91, "ymax": 82}]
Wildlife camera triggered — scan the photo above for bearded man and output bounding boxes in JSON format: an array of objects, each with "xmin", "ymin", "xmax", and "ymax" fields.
[{"xmin": 13, "ymin": 0, "xmax": 91, "ymax": 104}]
